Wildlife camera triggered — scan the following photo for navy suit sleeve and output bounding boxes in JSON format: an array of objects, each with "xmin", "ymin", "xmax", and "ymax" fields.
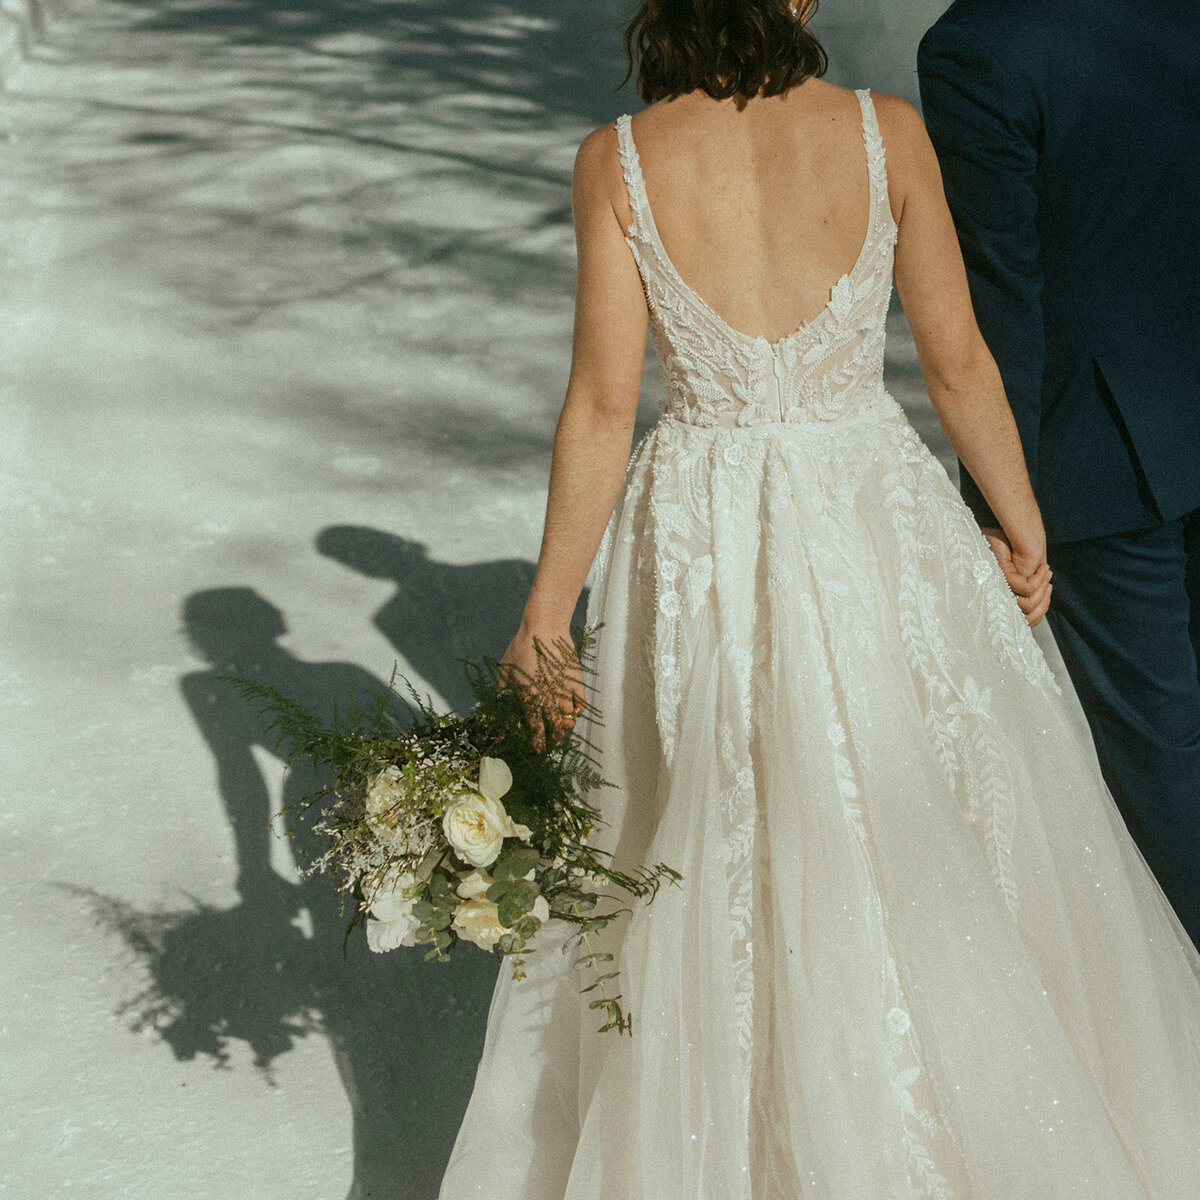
[{"xmin": 917, "ymin": 20, "xmax": 1044, "ymax": 531}]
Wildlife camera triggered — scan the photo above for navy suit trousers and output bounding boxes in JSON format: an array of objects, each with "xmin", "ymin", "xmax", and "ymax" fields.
[{"xmin": 1046, "ymin": 509, "xmax": 1200, "ymax": 947}]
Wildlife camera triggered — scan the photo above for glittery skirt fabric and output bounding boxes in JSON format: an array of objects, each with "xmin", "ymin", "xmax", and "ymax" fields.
[{"xmin": 438, "ymin": 396, "xmax": 1200, "ymax": 1199}]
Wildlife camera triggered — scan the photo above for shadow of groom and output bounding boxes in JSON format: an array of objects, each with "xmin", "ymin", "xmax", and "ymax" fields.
[{"xmin": 315, "ymin": 525, "xmax": 586, "ymax": 715}]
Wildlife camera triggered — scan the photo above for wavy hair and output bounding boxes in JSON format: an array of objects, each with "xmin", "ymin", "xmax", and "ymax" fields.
[{"xmin": 622, "ymin": 0, "xmax": 828, "ymax": 103}]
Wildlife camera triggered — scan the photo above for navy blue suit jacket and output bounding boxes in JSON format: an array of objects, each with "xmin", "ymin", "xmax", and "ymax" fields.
[{"xmin": 918, "ymin": 0, "xmax": 1200, "ymax": 543}]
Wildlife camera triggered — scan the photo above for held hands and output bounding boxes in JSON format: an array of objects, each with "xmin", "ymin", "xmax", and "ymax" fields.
[
  {"xmin": 499, "ymin": 624, "xmax": 587, "ymax": 753},
  {"xmin": 981, "ymin": 526, "xmax": 1052, "ymax": 627}
]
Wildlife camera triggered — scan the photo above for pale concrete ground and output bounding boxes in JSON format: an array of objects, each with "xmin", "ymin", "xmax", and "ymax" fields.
[{"xmin": 0, "ymin": 2, "xmax": 949, "ymax": 1196}]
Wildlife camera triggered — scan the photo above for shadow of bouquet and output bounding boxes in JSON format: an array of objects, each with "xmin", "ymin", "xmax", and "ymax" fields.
[{"xmin": 73, "ymin": 878, "xmax": 328, "ymax": 1072}]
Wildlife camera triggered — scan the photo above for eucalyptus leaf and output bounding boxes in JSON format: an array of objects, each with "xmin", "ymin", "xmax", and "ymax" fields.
[
  {"xmin": 573, "ymin": 951, "xmax": 614, "ymax": 971},
  {"xmin": 497, "ymin": 882, "xmax": 537, "ymax": 929},
  {"xmin": 549, "ymin": 894, "xmax": 584, "ymax": 917},
  {"xmin": 580, "ymin": 972, "xmax": 620, "ymax": 993},
  {"xmin": 418, "ymin": 908, "xmax": 454, "ymax": 932},
  {"xmin": 427, "ymin": 872, "xmax": 455, "ymax": 901},
  {"xmin": 512, "ymin": 915, "xmax": 541, "ymax": 939},
  {"xmin": 492, "ymin": 845, "xmax": 540, "ymax": 882}
]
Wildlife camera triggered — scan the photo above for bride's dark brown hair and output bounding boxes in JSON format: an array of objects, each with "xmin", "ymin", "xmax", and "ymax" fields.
[{"xmin": 622, "ymin": 0, "xmax": 828, "ymax": 103}]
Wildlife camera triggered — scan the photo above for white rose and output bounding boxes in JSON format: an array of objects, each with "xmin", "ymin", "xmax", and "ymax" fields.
[
  {"xmin": 452, "ymin": 898, "xmax": 506, "ymax": 951},
  {"xmin": 364, "ymin": 765, "xmax": 412, "ymax": 854},
  {"xmin": 441, "ymin": 756, "xmax": 532, "ymax": 869},
  {"xmin": 364, "ymin": 874, "xmax": 421, "ymax": 952}
]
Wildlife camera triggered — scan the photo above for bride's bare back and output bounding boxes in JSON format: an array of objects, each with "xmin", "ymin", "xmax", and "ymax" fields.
[{"xmin": 625, "ymin": 80, "xmax": 875, "ymax": 343}]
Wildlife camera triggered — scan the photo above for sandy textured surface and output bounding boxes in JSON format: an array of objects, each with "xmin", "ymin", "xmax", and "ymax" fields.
[{"xmin": 0, "ymin": 2, "xmax": 949, "ymax": 1196}]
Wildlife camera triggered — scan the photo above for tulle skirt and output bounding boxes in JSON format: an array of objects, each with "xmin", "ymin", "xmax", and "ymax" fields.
[{"xmin": 438, "ymin": 394, "xmax": 1200, "ymax": 1199}]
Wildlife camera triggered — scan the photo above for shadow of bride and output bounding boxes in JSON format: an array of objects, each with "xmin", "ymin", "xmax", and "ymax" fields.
[{"xmin": 90, "ymin": 586, "xmax": 499, "ymax": 1200}]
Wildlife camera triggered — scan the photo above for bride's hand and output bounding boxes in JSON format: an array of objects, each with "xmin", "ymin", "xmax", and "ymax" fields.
[
  {"xmin": 981, "ymin": 527, "xmax": 1052, "ymax": 627},
  {"xmin": 499, "ymin": 624, "xmax": 586, "ymax": 753}
]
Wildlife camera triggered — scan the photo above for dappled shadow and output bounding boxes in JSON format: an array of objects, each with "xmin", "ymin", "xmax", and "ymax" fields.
[
  {"xmin": 6, "ymin": 0, "xmax": 938, "ymax": 486},
  {"xmin": 8, "ymin": 0, "xmax": 637, "ymax": 355},
  {"xmin": 102, "ymin": 0, "xmax": 632, "ymax": 127}
]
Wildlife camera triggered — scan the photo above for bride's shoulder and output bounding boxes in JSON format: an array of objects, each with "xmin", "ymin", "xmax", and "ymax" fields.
[
  {"xmin": 571, "ymin": 121, "xmax": 633, "ymax": 229},
  {"xmin": 794, "ymin": 79, "xmax": 923, "ymax": 145},
  {"xmin": 866, "ymin": 90, "xmax": 925, "ymax": 141},
  {"xmin": 577, "ymin": 118, "xmax": 632, "ymax": 171},
  {"xmin": 868, "ymin": 91, "xmax": 935, "ymax": 171},
  {"xmin": 859, "ymin": 91, "xmax": 938, "ymax": 221},
  {"xmin": 573, "ymin": 121, "xmax": 626, "ymax": 190}
]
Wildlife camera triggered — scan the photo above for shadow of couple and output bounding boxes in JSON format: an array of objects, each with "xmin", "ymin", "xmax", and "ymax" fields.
[{"xmin": 99, "ymin": 526, "xmax": 581, "ymax": 1199}]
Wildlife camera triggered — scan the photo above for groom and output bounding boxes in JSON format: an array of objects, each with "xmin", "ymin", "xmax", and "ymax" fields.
[{"xmin": 918, "ymin": 1, "xmax": 1200, "ymax": 944}]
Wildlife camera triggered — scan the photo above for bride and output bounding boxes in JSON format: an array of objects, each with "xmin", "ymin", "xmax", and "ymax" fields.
[{"xmin": 438, "ymin": 2, "xmax": 1200, "ymax": 1196}]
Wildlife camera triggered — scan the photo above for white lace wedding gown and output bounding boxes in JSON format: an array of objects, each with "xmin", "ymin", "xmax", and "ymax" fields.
[{"xmin": 437, "ymin": 92, "xmax": 1200, "ymax": 1199}]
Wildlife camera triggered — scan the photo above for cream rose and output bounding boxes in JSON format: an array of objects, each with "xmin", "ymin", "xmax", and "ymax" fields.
[
  {"xmin": 452, "ymin": 898, "xmax": 506, "ymax": 951},
  {"xmin": 442, "ymin": 756, "xmax": 532, "ymax": 869}
]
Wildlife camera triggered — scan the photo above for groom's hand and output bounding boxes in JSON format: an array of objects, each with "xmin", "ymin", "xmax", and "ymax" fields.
[{"xmin": 981, "ymin": 527, "xmax": 1052, "ymax": 627}]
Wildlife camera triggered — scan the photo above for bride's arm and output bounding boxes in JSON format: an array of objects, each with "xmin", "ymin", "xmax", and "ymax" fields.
[
  {"xmin": 876, "ymin": 94, "xmax": 1051, "ymax": 626},
  {"xmin": 501, "ymin": 124, "xmax": 649, "ymax": 741}
]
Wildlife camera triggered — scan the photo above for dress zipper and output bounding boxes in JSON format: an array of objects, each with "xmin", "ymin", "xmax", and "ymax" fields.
[{"xmin": 772, "ymin": 344, "xmax": 787, "ymax": 422}]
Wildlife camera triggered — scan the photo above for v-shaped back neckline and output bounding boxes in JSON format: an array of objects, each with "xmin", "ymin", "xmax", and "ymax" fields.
[{"xmin": 616, "ymin": 89, "xmax": 887, "ymax": 351}]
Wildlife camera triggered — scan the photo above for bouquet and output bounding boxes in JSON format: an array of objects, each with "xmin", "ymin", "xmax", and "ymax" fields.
[{"xmin": 227, "ymin": 633, "xmax": 679, "ymax": 1034}]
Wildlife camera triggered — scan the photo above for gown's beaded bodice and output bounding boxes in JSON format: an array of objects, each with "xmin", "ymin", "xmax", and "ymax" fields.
[{"xmin": 615, "ymin": 90, "xmax": 898, "ymax": 431}]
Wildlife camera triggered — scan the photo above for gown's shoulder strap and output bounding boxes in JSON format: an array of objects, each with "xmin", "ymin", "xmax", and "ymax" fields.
[
  {"xmin": 853, "ymin": 89, "xmax": 896, "ymax": 238},
  {"xmin": 614, "ymin": 114, "xmax": 652, "ymax": 246}
]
